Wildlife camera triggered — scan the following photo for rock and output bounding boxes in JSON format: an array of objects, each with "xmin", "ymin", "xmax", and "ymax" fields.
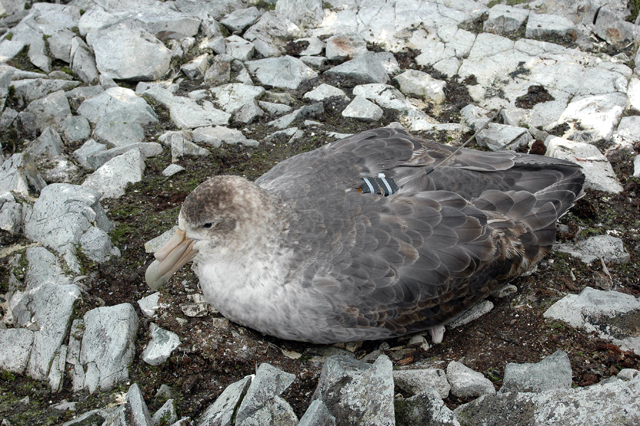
[
  {"xmin": 546, "ymin": 136, "xmax": 623, "ymax": 193},
  {"xmin": 197, "ymin": 376, "xmax": 252, "ymax": 426},
  {"xmin": 244, "ymin": 11, "xmax": 302, "ymax": 55},
  {"xmin": 544, "ymin": 287, "xmax": 640, "ymax": 355},
  {"xmin": 303, "ymin": 84, "xmax": 348, "ymax": 101},
  {"xmin": 446, "ymin": 361, "xmax": 495, "ymax": 398},
  {"xmin": 0, "ymin": 191, "xmax": 22, "ymax": 234},
  {"xmin": 82, "ymin": 149, "xmax": 145, "ymax": 199},
  {"xmin": 192, "ymin": 126, "xmax": 257, "ymax": 148},
  {"xmin": 352, "ymin": 84, "xmax": 409, "ymax": 111},
  {"xmin": 275, "ymin": 0, "xmax": 323, "ymax": 28},
  {"xmin": 47, "ymin": 29, "xmax": 74, "ymax": 63},
  {"xmin": 301, "ymin": 55, "xmax": 326, "ymax": 69},
  {"xmin": 28, "ymin": 34, "xmax": 50, "ymax": 73},
  {"xmin": 324, "ymin": 51, "xmax": 390, "ymax": 84},
  {"xmin": 48, "ymin": 345, "xmax": 67, "ymax": 392},
  {"xmin": 12, "ymin": 78, "xmax": 80, "ymax": 103},
  {"xmin": 525, "ymin": 12, "xmax": 578, "ymax": 40},
  {"xmin": 297, "ymin": 36, "xmax": 324, "ymax": 56},
  {"xmin": 145, "ymin": 226, "xmax": 178, "ymax": 253},
  {"xmin": 153, "ymin": 399, "xmax": 178, "ymax": 426},
  {"xmin": 226, "ymin": 35, "xmax": 255, "ymax": 61},
  {"xmin": 476, "ymin": 124, "xmax": 533, "ymax": 151},
  {"xmin": 219, "ymin": 7, "xmax": 262, "ymax": 33},
  {"xmin": 236, "ymin": 363, "xmax": 296, "ymax": 424},
  {"xmin": 142, "ymin": 323, "xmax": 181, "ymax": 366},
  {"xmin": 394, "ymin": 70, "xmax": 446, "ymax": 103},
  {"xmin": 25, "ymin": 90, "xmax": 71, "ymax": 132},
  {"xmin": 233, "ymin": 100, "xmax": 264, "ymax": 125},
  {"xmin": 268, "ymin": 103, "xmax": 324, "ymax": 129},
  {"xmin": 500, "ymin": 350, "xmax": 572, "ymax": 393},
  {"xmin": 618, "ymin": 369, "xmax": 639, "ymax": 381},
  {"xmin": 62, "ymin": 115, "xmax": 91, "ymax": 144},
  {"xmin": 72, "ymin": 140, "xmax": 107, "ymax": 170},
  {"xmin": 237, "ymin": 396, "xmax": 298, "ymax": 426},
  {"xmin": 26, "ymin": 127, "xmax": 63, "ymax": 159},
  {"xmin": 259, "ymin": 101, "xmax": 293, "ymax": 115},
  {"xmin": 554, "ymin": 235, "xmax": 630, "ymax": 265},
  {"xmin": 162, "ymin": 164, "xmax": 185, "ymax": 177},
  {"xmin": 0, "ymin": 328, "xmax": 34, "ymax": 374},
  {"xmin": 325, "ymin": 34, "xmax": 367, "ymax": 60},
  {"xmin": 210, "ymin": 83, "xmax": 265, "ymax": 114},
  {"xmin": 70, "ymin": 37, "xmax": 99, "ymax": 84},
  {"xmin": 298, "ymin": 400, "xmax": 336, "ymax": 426},
  {"xmin": 167, "ymin": 135, "xmax": 210, "ymax": 161},
  {"xmin": 447, "ymin": 301, "xmax": 494, "ymax": 329},
  {"xmin": 0, "ymin": 153, "xmax": 47, "ymax": 196},
  {"xmin": 126, "ymin": 383, "xmax": 153, "ymax": 426},
  {"xmin": 245, "ymin": 56, "xmax": 317, "ymax": 90},
  {"xmin": 86, "ymin": 23, "xmax": 172, "ymax": 80},
  {"xmin": 312, "ymin": 355, "xmax": 395, "ymax": 425},
  {"xmin": 395, "ymin": 388, "xmax": 460, "ymax": 426},
  {"xmin": 144, "ymin": 86, "xmax": 231, "ymax": 129},
  {"xmin": 393, "ymin": 368, "xmax": 450, "ymax": 398},
  {"xmin": 24, "ymin": 246, "xmax": 70, "ymax": 290},
  {"xmin": 553, "ymin": 93, "xmax": 627, "ymax": 143},
  {"xmin": 80, "ymin": 303, "xmax": 139, "ymax": 393},
  {"xmin": 79, "ymin": 225, "xmax": 120, "ymax": 262},
  {"xmin": 204, "ymin": 55, "xmax": 232, "ymax": 85},
  {"xmin": 181, "ymin": 53, "xmax": 210, "ymax": 80},
  {"xmin": 634, "ymin": 155, "xmax": 640, "ymax": 178},
  {"xmin": 137, "ymin": 292, "xmax": 161, "ymax": 318},
  {"xmin": 342, "ymin": 96, "xmax": 383, "ymax": 121},
  {"xmin": 454, "ymin": 375, "xmax": 640, "ymax": 425},
  {"xmin": 84, "ymin": 142, "xmax": 162, "ymax": 170},
  {"xmin": 594, "ymin": 7, "xmax": 638, "ymax": 47},
  {"xmin": 483, "ymin": 4, "xmax": 529, "ymax": 35}
]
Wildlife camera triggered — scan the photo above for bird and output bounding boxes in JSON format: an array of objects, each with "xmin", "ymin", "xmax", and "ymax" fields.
[{"xmin": 145, "ymin": 127, "xmax": 584, "ymax": 344}]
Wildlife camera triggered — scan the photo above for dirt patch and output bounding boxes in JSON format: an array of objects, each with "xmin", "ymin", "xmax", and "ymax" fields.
[{"xmin": 515, "ymin": 85, "xmax": 555, "ymax": 109}]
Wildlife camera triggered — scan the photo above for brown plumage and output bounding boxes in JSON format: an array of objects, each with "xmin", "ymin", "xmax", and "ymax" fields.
[{"xmin": 146, "ymin": 128, "xmax": 584, "ymax": 343}]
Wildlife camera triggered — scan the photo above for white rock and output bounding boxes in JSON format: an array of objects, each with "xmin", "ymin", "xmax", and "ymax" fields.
[
  {"xmin": 225, "ymin": 35, "xmax": 254, "ymax": 61},
  {"xmin": 394, "ymin": 70, "xmax": 446, "ymax": 103},
  {"xmin": 70, "ymin": 37, "xmax": 99, "ymax": 84},
  {"xmin": 245, "ymin": 56, "xmax": 317, "ymax": 90},
  {"xmin": 476, "ymin": 123, "xmax": 533, "ymax": 151},
  {"xmin": 500, "ymin": 350, "xmax": 572, "ymax": 393},
  {"xmin": 210, "ymin": 83, "xmax": 265, "ymax": 114},
  {"xmin": 138, "ymin": 292, "xmax": 161, "ymax": 318},
  {"xmin": 78, "ymin": 87, "xmax": 158, "ymax": 126},
  {"xmin": 303, "ymin": 84, "xmax": 348, "ymax": 101},
  {"xmin": 446, "ymin": 361, "xmax": 496, "ymax": 398},
  {"xmin": 219, "ymin": 7, "xmax": 263, "ymax": 33},
  {"xmin": 325, "ymin": 33, "xmax": 367, "ymax": 60},
  {"xmin": 181, "ymin": 53, "xmax": 210, "ymax": 80},
  {"xmin": 297, "ymin": 36, "xmax": 325, "ymax": 56},
  {"xmin": 447, "ymin": 300, "xmax": 494, "ymax": 329},
  {"xmin": 192, "ymin": 126, "xmax": 257, "ymax": 148},
  {"xmin": 0, "ymin": 328, "xmax": 34, "ymax": 374},
  {"xmin": 275, "ymin": 0, "xmax": 324, "ymax": 28},
  {"xmin": 162, "ymin": 164, "xmax": 185, "ymax": 177},
  {"xmin": 555, "ymin": 235, "xmax": 630, "ymax": 265},
  {"xmin": 25, "ymin": 90, "xmax": 71, "ymax": 132},
  {"xmin": 352, "ymin": 84, "xmax": 408, "ymax": 111},
  {"xmin": 79, "ymin": 225, "xmax": 120, "ymax": 262},
  {"xmin": 144, "ymin": 86, "xmax": 231, "ymax": 129},
  {"xmin": 546, "ymin": 136, "xmax": 623, "ymax": 193},
  {"xmin": 634, "ymin": 155, "xmax": 640, "ymax": 178},
  {"xmin": 325, "ymin": 51, "xmax": 389, "ymax": 84},
  {"xmin": 142, "ymin": 323, "xmax": 181, "ymax": 366},
  {"xmin": 484, "ymin": 4, "xmax": 529, "ymax": 35},
  {"xmin": 553, "ymin": 93, "xmax": 627, "ymax": 142},
  {"xmin": 393, "ymin": 368, "xmax": 451, "ymax": 398},
  {"xmin": 544, "ymin": 287, "xmax": 640, "ymax": 355},
  {"xmin": 0, "ymin": 154, "xmax": 47, "ymax": 196},
  {"xmin": 342, "ymin": 96, "xmax": 383, "ymax": 121},
  {"xmin": 198, "ymin": 376, "xmax": 253, "ymax": 426},
  {"xmin": 525, "ymin": 12, "xmax": 578, "ymax": 39},
  {"xmin": 82, "ymin": 149, "xmax": 145, "ymax": 199}
]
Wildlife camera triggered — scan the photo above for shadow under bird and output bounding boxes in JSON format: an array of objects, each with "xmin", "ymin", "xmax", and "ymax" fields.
[{"xmin": 145, "ymin": 128, "xmax": 584, "ymax": 344}]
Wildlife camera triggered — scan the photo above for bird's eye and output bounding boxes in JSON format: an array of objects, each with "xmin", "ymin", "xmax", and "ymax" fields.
[{"xmin": 202, "ymin": 222, "xmax": 214, "ymax": 229}]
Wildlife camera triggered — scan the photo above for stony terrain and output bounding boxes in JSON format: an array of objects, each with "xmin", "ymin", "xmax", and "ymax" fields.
[{"xmin": 1, "ymin": 0, "xmax": 640, "ymax": 424}]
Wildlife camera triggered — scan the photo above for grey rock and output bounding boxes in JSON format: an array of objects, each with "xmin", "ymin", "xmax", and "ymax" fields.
[
  {"xmin": 144, "ymin": 86, "xmax": 231, "ymax": 129},
  {"xmin": 16, "ymin": 111, "xmax": 39, "ymax": 140},
  {"xmin": 0, "ymin": 328, "xmax": 34, "ymax": 374},
  {"xmin": 500, "ymin": 350, "xmax": 572, "ymax": 393},
  {"xmin": 197, "ymin": 375, "xmax": 252, "ymax": 426},
  {"xmin": 275, "ymin": 0, "xmax": 323, "ymax": 28},
  {"xmin": 93, "ymin": 109, "xmax": 148, "ymax": 147},
  {"xmin": 555, "ymin": 235, "xmax": 630, "ymax": 265},
  {"xmin": 210, "ymin": 83, "xmax": 265, "ymax": 114},
  {"xmin": 82, "ymin": 148, "xmax": 145, "ymax": 199},
  {"xmin": 453, "ymin": 376, "xmax": 640, "ymax": 426},
  {"xmin": 298, "ymin": 36, "xmax": 325, "ymax": 56},
  {"xmin": 47, "ymin": 29, "xmax": 75, "ymax": 63},
  {"xmin": 544, "ymin": 287, "xmax": 640, "ymax": 355},
  {"xmin": 237, "ymin": 396, "xmax": 298, "ymax": 426},
  {"xmin": 259, "ymin": 101, "xmax": 293, "ymax": 115},
  {"xmin": 141, "ymin": 323, "xmax": 181, "ymax": 366},
  {"xmin": 124, "ymin": 8, "xmax": 201, "ymax": 40},
  {"xmin": 594, "ymin": 7, "xmax": 638, "ymax": 47},
  {"xmin": 28, "ymin": 35, "xmax": 50, "ymax": 73},
  {"xmin": 342, "ymin": 96, "xmax": 383, "ymax": 122},
  {"xmin": 48, "ymin": 345, "xmax": 67, "ymax": 392},
  {"xmin": 204, "ymin": 56, "xmax": 232, "ymax": 86},
  {"xmin": 66, "ymin": 85, "xmax": 105, "ymax": 107},
  {"xmin": 153, "ymin": 399, "xmax": 178, "ymax": 426},
  {"xmin": 24, "ymin": 246, "xmax": 70, "ymax": 290},
  {"xmin": 546, "ymin": 136, "xmax": 623, "ymax": 193},
  {"xmin": 79, "ymin": 225, "xmax": 120, "ymax": 263},
  {"xmin": 300, "ymin": 55, "xmax": 327, "ymax": 68},
  {"xmin": 236, "ymin": 363, "xmax": 296, "ymax": 424},
  {"xmin": 12, "ymin": 78, "xmax": 80, "ymax": 103},
  {"xmin": 447, "ymin": 300, "xmax": 494, "ymax": 329},
  {"xmin": 303, "ymin": 84, "xmax": 348, "ymax": 101},
  {"xmin": 39, "ymin": 156, "xmax": 80, "ymax": 184},
  {"xmin": 618, "ymin": 369, "xmax": 639, "ymax": 381},
  {"xmin": 0, "ymin": 107, "xmax": 18, "ymax": 130},
  {"xmin": 73, "ymin": 139, "xmax": 108, "ymax": 170},
  {"xmin": 484, "ymin": 4, "xmax": 529, "ymax": 35},
  {"xmin": 99, "ymin": 74, "xmax": 117, "ymax": 89},
  {"xmin": 268, "ymin": 103, "xmax": 324, "ymax": 129},
  {"xmin": 393, "ymin": 368, "xmax": 450, "ymax": 399},
  {"xmin": 325, "ymin": 34, "xmax": 367, "ymax": 60},
  {"xmin": 553, "ymin": 93, "xmax": 627, "ymax": 142},
  {"xmin": 26, "ymin": 127, "xmax": 63, "ymax": 159},
  {"xmin": 171, "ymin": 138, "xmax": 210, "ymax": 160},
  {"xmin": 0, "ymin": 153, "xmax": 47, "ymax": 196},
  {"xmin": 395, "ymin": 388, "xmax": 460, "ymax": 426},
  {"xmin": 525, "ymin": 12, "xmax": 578, "ymax": 40},
  {"xmin": 245, "ymin": 56, "xmax": 317, "ymax": 90},
  {"xmin": 192, "ymin": 126, "xmax": 257, "ymax": 148},
  {"xmin": 244, "ymin": 11, "xmax": 302, "ymax": 55},
  {"xmin": 60, "ymin": 409, "xmax": 107, "ymax": 426},
  {"xmin": 181, "ymin": 53, "xmax": 210, "ymax": 80},
  {"xmin": 80, "ymin": 303, "xmax": 139, "ymax": 393},
  {"xmin": 352, "ymin": 84, "xmax": 408, "ymax": 111},
  {"xmin": 137, "ymin": 292, "xmax": 161, "ymax": 318},
  {"xmin": 298, "ymin": 400, "xmax": 336, "ymax": 426},
  {"xmin": 70, "ymin": 37, "xmax": 98, "ymax": 84},
  {"xmin": 446, "ymin": 361, "xmax": 496, "ymax": 398},
  {"xmin": 226, "ymin": 35, "xmax": 254, "ymax": 61},
  {"xmin": 325, "ymin": 52, "xmax": 390, "ymax": 84},
  {"xmin": 219, "ymin": 7, "xmax": 263, "ymax": 33},
  {"xmin": 162, "ymin": 164, "xmax": 185, "ymax": 177},
  {"xmin": 87, "ymin": 23, "xmax": 172, "ymax": 80},
  {"xmin": 616, "ymin": 116, "xmax": 640, "ymax": 142},
  {"xmin": 85, "ymin": 142, "xmax": 162, "ymax": 170},
  {"xmin": 476, "ymin": 123, "xmax": 533, "ymax": 151},
  {"xmin": 78, "ymin": 87, "xmax": 158, "ymax": 127},
  {"xmin": 62, "ymin": 115, "xmax": 91, "ymax": 143},
  {"xmin": 0, "ymin": 192, "xmax": 22, "ymax": 234},
  {"xmin": 127, "ymin": 383, "xmax": 153, "ymax": 426},
  {"xmin": 312, "ymin": 355, "xmax": 395, "ymax": 425},
  {"xmin": 233, "ymin": 100, "xmax": 264, "ymax": 125},
  {"xmin": 25, "ymin": 90, "xmax": 71, "ymax": 132},
  {"xmin": 394, "ymin": 70, "xmax": 446, "ymax": 103},
  {"xmin": 634, "ymin": 155, "xmax": 640, "ymax": 178}
]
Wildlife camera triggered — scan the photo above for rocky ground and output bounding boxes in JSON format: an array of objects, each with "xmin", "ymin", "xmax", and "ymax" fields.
[{"xmin": 1, "ymin": 0, "xmax": 640, "ymax": 425}]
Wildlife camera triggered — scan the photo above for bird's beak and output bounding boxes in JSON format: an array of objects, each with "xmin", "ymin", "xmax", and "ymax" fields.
[{"xmin": 145, "ymin": 228, "xmax": 197, "ymax": 290}]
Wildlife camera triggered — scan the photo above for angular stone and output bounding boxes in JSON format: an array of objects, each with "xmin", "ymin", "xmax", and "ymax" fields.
[
  {"xmin": 352, "ymin": 84, "xmax": 408, "ymax": 111},
  {"xmin": 152, "ymin": 399, "xmax": 177, "ymax": 426},
  {"xmin": 0, "ymin": 192, "xmax": 22, "ymax": 234},
  {"xmin": 210, "ymin": 83, "xmax": 265, "ymax": 114},
  {"xmin": 244, "ymin": 11, "xmax": 302, "ymax": 54},
  {"xmin": 219, "ymin": 7, "xmax": 263, "ymax": 33},
  {"xmin": 62, "ymin": 115, "xmax": 91, "ymax": 144},
  {"xmin": 325, "ymin": 34, "xmax": 367, "ymax": 60},
  {"xmin": 477, "ymin": 123, "xmax": 533, "ymax": 151},
  {"xmin": 525, "ymin": 12, "xmax": 578, "ymax": 40},
  {"xmin": 226, "ymin": 35, "xmax": 254, "ymax": 61},
  {"xmin": 298, "ymin": 400, "xmax": 336, "ymax": 426},
  {"xmin": 500, "ymin": 350, "xmax": 572, "ymax": 393},
  {"xmin": 395, "ymin": 388, "xmax": 459, "ymax": 426},
  {"xmin": 70, "ymin": 37, "xmax": 99, "ymax": 84},
  {"xmin": 142, "ymin": 323, "xmax": 181, "ymax": 366},
  {"xmin": 162, "ymin": 164, "xmax": 185, "ymax": 177},
  {"xmin": 554, "ymin": 93, "xmax": 627, "ymax": 142},
  {"xmin": 24, "ymin": 246, "xmax": 70, "ymax": 290},
  {"xmin": 28, "ymin": 34, "xmax": 51, "ymax": 73},
  {"xmin": 0, "ymin": 328, "xmax": 34, "ymax": 374},
  {"xmin": 138, "ymin": 292, "xmax": 161, "ymax": 318},
  {"xmin": 144, "ymin": 86, "xmax": 231, "ymax": 129},
  {"xmin": 79, "ymin": 225, "xmax": 120, "ymax": 263},
  {"xmin": 325, "ymin": 51, "xmax": 389, "ymax": 84},
  {"xmin": 236, "ymin": 363, "xmax": 296, "ymax": 424},
  {"xmin": 85, "ymin": 142, "xmax": 162, "ymax": 170},
  {"xmin": 126, "ymin": 383, "xmax": 153, "ymax": 426},
  {"xmin": 394, "ymin": 70, "xmax": 446, "ymax": 103},
  {"xmin": 192, "ymin": 126, "xmax": 257, "ymax": 148},
  {"xmin": 204, "ymin": 55, "xmax": 232, "ymax": 85},
  {"xmin": 0, "ymin": 153, "xmax": 47, "ymax": 196},
  {"xmin": 544, "ymin": 287, "xmax": 640, "ymax": 355},
  {"xmin": 393, "ymin": 368, "xmax": 450, "ymax": 398},
  {"xmin": 82, "ymin": 149, "xmax": 145, "ymax": 199},
  {"xmin": 233, "ymin": 100, "xmax": 264, "ymax": 125},
  {"xmin": 197, "ymin": 376, "xmax": 252, "ymax": 426},
  {"xmin": 87, "ymin": 23, "xmax": 172, "ymax": 80},
  {"xmin": 342, "ymin": 96, "xmax": 383, "ymax": 122},
  {"xmin": 594, "ymin": 7, "xmax": 638, "ymax": 47},
  {"xmin": 246, "ymin": 56, "xmax": 317, "ymax": 90},
  {"xmin": 484, "ymin": 4, "xmax": 529, "ymax": 35},
  {"xmin": 446, "ymin": 361, "xmax": 495, "ymax": 398},
  {"xmin": 78, "ymin": 87, "xmax": 158, "ymax": 126},
  {"xmin": 25, "ymin": 90, "xmax": 71, "ymax": 132},
  {"xmin": 275, "ymin": 0, "xmax": 323, "ymax": 28},
  {"xmin": 303, "ymin": 84, "xmax": 348, "ymax": 101},
  {"xmin": 555, "ymin": 235, "xmax": 630, "ymax": 265},
  {"xmin": 181, "ymin": 53, "xmax": 210, "ymax": 80},
  {"xmin": 47, "ymin": 29, "xmax": 75, "ymax": 63},
  {"xmin": 26, "ymin": 127, "xmax": 63, "ymax": 159},
  {"xmin": 80, "ymin": 303, "xmax": 139, "ymax": 393}
]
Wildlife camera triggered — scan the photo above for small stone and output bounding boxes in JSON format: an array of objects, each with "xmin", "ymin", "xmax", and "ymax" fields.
[
  {"xmin": 325, "ymin": 34, "xmax": 367, "ymax": 60},
  {"xmin": 342, "ymin": 96, "xmax": 383, "ymax": 121},
  {"xmin": 500, "ymin": 350, "xmax": 572, "ymax": 393},
  {"xmin": 138, "ymin": 292, "xmax": 161, "ymax": 318},
  {"xmin": 446, "ymin": 361, "xmax": 496, "ymax": 398},
  {"xmin": 162, "ymin": 164, "xmax": 185, "ymax": 177},
  {"xmin": 142, "ymin": 323, "xmax": 181, "ymax": 366}
]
